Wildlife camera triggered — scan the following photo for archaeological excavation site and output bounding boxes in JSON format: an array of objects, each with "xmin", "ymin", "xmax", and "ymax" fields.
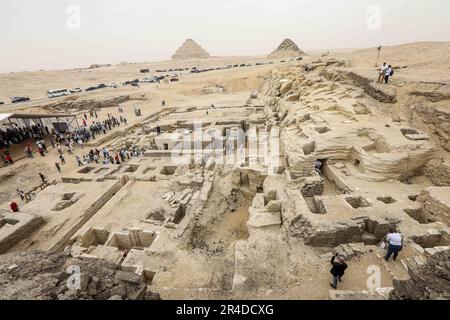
[{"xmin": 1, "ymin": 3, "xmax": 450, "ymax": 302}]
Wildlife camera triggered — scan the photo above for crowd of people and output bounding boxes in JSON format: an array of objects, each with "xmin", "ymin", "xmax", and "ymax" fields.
[
  {"xmin": 75, "ymin": 144, "xmax": 144, "ymax": 167},
  {"xmin": 1, "ymin": 123, "xmax": 49, "ymax": 149},
  {"xmin": 1, "ymin": 111, "xmax": 130, "ymax": 166}
]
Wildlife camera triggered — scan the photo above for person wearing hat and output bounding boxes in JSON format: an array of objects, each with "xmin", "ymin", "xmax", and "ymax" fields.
[{"xmin": 330, "ymin": 253, "xmax": 348, "ymax": 289}]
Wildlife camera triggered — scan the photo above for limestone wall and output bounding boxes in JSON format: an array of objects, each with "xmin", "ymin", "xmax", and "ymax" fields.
[{"xmin": 0, "ymin": 212, "xmax": 44, "ymax": 254}]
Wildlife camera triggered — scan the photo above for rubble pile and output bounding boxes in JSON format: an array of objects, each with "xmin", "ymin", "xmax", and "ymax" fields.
[
  {"xmin": 390, "ymin": 249, "xmax": 450, "ymax": 300},
  {"xmin": 0, "ymin": 251, "xmax": 160, "ymax": 300}
]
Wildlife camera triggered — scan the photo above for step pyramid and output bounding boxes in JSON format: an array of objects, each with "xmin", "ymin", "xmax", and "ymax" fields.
[
  {"xmin": 171, "ymin": 39, "xmax": 210, "ymax": 60},
  {"xmin": 269, "ymin": 38, "xmax": 304, "ymax": 58}
]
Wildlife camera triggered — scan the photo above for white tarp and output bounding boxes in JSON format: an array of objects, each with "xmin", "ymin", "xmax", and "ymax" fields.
[{"xmin": 0, "ymin": 113, "xmax": 13, "ymax": 123}]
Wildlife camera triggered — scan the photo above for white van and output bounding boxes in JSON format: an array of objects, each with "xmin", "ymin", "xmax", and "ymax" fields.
[
  {"xmin": 47, "ymin": 89, "xmax": 70, "ymax": 98},
  {"xmin": 70, "ymin": 87, "xmax": 82, "ymax": 93}
]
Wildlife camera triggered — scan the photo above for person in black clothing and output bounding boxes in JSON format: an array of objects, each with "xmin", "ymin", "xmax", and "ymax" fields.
[
  {"xmin": 39, "ymin": 173, "xmax": 47, "ymax": 184},
  {"xmin": 330, "ymin": 253, "xmax": 348, "ymax": 289}
]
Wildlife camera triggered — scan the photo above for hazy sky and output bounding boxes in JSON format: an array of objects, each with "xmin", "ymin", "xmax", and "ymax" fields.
[{"xmin": 1, "ymin": 0, "xmax": 449, "ymax": 72}]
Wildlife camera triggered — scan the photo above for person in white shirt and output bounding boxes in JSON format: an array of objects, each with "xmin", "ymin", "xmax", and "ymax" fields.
[
  {"xmin": 378, "ymin": 62, "xmax": 387, "ymax": 83},
  {"xmin": 384, "ymin": 65, "xmax": 393, "ymax": 84},
  {"xmin": 384, "ymin": 228, "xmax": 403, "ymax": 261}
]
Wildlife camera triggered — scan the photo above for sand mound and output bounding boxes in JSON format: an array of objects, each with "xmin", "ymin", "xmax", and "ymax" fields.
[
  {"xmin": 344, "ymin": 41, "xmax": 450, "ymax": 70},
  {"xmin": 269, "ymin": 38, "xmax": 304, "ymax": 58},
  {"xmin": 171, "ymin": 39, "xmax": 210, "ymax": 60}
]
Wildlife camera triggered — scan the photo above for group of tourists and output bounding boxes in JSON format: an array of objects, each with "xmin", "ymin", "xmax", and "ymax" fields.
[
  {"xmin": 133, "ymin": 107, "xmax": 142, "ymax": 117},
  {"xmin": 0, "ymin": 123, "xmax": 49, "ymax": 149},
  {"xmin": 9, "ymin": 173, "xmax": 47, "ymax": 212},
  {"xmin": 75, "ymin": 144, "xmax": 144, "ymax": 167}
]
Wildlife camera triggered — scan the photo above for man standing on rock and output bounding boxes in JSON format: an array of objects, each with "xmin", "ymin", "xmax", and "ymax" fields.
[
  {"xmin": 378, "ymin": 62, "xmax": 387, "ymax": 83},
  {"xmin": 330, "ymin": 253, "xmax": 348, "ymax": 289}
]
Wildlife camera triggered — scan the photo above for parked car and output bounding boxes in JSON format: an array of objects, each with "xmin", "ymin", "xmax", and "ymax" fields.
[
  {"xmin": 11, "ymin": 96, "xmax": 30, "ymax": 103},
  {"xmin": 0, "ymin": 101, "xmax": 5, "ymax": 105},
  {"xmin": 47, "ymin": 89, "xmax": 70, "ymax": 98},
  {"xmin": 69, "ymin": 88, "xmax": 82, "ymax": 93},
  {"xmin": 123, "ymin": 79, "xmax": 139, "ymax": 86},
  {"xmin": 170, "ymin": 76, "xmax": 179, "ymax": 82},
  {"xmin": 97, "ymin": 84, "xmax": 106, "ymax": 89},
  {"xmin": 141, "ymin": 77, "xmax": 153, "ymax": 83},
  {"xmin": 106, "ymin": 83, "xmax": 118, "ymax": 88},
  {"xmin": 85, "ymin": 86, "xmax": 97, "ymax": 92}
]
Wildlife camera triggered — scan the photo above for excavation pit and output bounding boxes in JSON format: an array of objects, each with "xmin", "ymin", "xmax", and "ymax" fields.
[
  {"xmin": 404, "ymin": 208, "xmax": 431, "ymax": 224},
  {"xmin": 0, "ymin": 218, "xmax": 20, "ymax": 229},
  {"xmin": 94, "ymin": 168, "xmax": 109, "ymax": 174},
  {"xmin": 173, "ymin": 205, "xmax": 186, "ymax": 224},
  {"xmin": 345, "ymin": 196, "xmax": 371, "ymax": 209},
  {"xmin": 62, "ymin": 192, "xmax": 76, "ymax": 201},
  {"xmin": 314, "ymin": 126, "xmax": 331, "ymax": 134},
  {"xmin": 79, "ymin": 228, "xmax": 110, "ymax": 248},
  {"xmin": 304, "ymin": 196, "xmax": 327, "ymax": 214},
  {"xmin": 302, "ymin": 141, "xmax": 315, "ymax": 155},
  {"xmin": 125, "ymin": 165, "xmax": 140, "ymax": 173},
  {"xmin": 106, "ymin": 230, "xmax": 156, "ymax": 251},
  {"xmin": 401, "ymin": 128, "xmax": 419, "ymax": 136},
  {"xmin": 78, "ymin": 167, "xmax": 96, "ymax": 174},
  {"xmin": 143, "ymin": 269, "xmax": 156, "ymax": 285},
  {"xmin": 146, "ymin": 207, "xmax": 166, "ymax": 222},
  {"xmin": 160, "ymin": 166, "xmax": 177, "ymax": 176},
  {"xmin": 377, "ymin": 196, "xmax": 397, "ymax": 204}
]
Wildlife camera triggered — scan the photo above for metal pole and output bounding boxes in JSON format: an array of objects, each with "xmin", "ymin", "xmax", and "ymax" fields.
[{"xmin": 376, "ymin": 46, "xmax": 382, "ymax": 65}]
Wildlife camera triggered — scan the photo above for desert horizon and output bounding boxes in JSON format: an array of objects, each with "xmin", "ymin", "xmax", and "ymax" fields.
[{"xmin": 2, "ymin": 39, "xmax": 449, "ymax": 74}]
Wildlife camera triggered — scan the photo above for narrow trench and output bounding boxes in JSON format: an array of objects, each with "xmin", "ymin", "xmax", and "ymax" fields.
[
  {"xmin": 203, "ymin": 192, "xmax": 251, "ymax": 253},
  {"xmin": 188, "ymin": 188, "xmax": 252, "ymax": 292}
]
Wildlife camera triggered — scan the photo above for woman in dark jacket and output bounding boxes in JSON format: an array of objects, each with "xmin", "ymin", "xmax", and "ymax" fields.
[{"xmin": 330, "ymin": 254, "xmax": 348, "ymax": 289}]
